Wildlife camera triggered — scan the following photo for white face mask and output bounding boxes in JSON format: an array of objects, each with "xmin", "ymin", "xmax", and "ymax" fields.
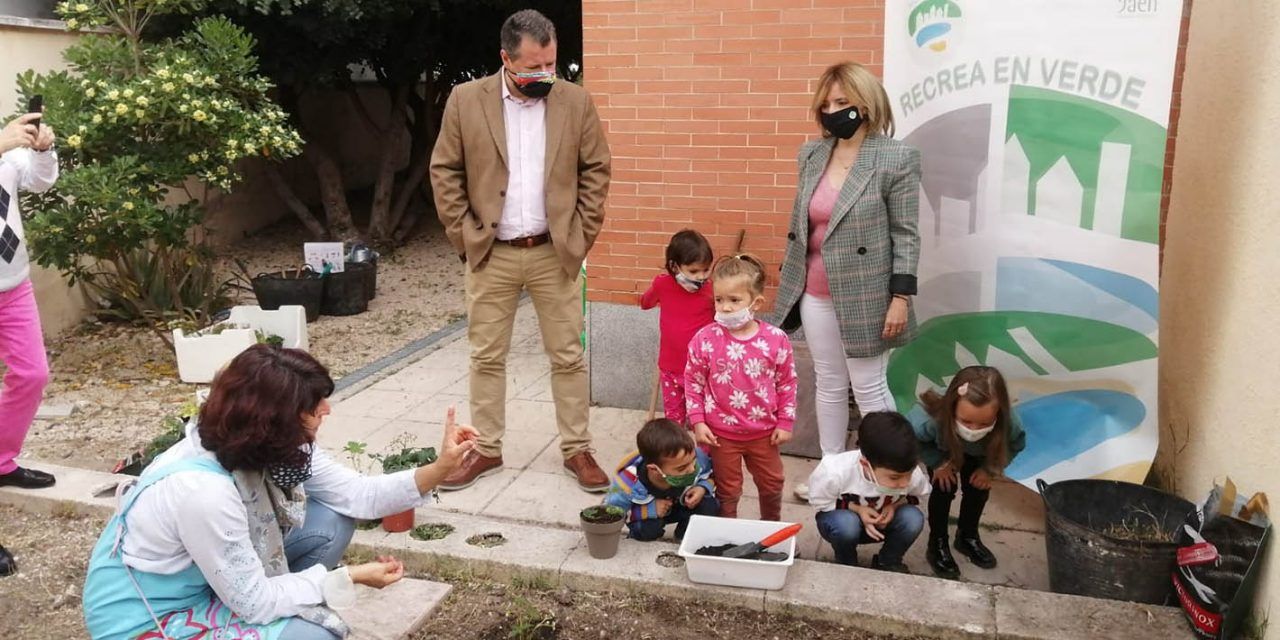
[
  {"xmin": 715, "ymin": 307, "xmax": 753, "ymax": 331},
  {"xmin": 862, "ymin": 461, "xmax": 908, "ymax": 497},
  {"xmin": 955, "ymin": 420, "xmax": 995, "ymax": 443},
  {"xmin": 674, "ymin": 272, "xmax": 706, "ymax": 293}
]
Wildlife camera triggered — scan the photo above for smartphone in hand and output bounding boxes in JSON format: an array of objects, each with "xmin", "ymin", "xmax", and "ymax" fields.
[{"xmin": 27, "ymin": 95, "xmax": 43, "ymax": 130}]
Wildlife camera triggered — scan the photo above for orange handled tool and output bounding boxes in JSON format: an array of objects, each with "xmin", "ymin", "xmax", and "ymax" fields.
[{"xmin": 721, "ymin": 523, "xmax": 803, "ymax": 559}]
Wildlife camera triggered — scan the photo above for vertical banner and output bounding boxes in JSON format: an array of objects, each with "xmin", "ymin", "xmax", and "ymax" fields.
[{"xmin": 882, "ymin": 0, "xmax": 1181, "ymax": 486}]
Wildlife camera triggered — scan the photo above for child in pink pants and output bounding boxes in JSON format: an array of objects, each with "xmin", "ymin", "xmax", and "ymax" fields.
[{"xmin": 0, "ymin": 111, "xmax": 59, "ymax": 491}]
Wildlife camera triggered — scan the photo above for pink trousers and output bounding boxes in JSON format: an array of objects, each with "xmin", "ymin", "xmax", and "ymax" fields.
[{"xmin": 0, "ymin": 280, "xmax": 49, "ymax": 474}]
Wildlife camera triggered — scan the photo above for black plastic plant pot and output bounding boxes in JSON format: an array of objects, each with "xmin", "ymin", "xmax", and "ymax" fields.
[
  {"xmin": 320, "ymin": 262, "xmax": 373, "ymax": 316},
  {"xmin": 252, "ymin": 270, "xmax": 324, "ymax": 322}
]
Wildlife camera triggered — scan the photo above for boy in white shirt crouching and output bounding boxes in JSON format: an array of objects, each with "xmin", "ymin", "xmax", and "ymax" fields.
[{"xmin": 807, "ymin": 412, "xmax": 931, "ymax": 573}]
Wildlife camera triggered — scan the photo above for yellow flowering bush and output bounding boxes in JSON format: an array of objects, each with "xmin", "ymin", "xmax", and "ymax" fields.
[{"xmin": 15, "ymin": 0, "xmax": 303, "ymax": 325}]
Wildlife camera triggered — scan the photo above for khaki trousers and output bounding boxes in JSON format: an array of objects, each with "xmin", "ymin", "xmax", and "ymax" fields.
[{"xmin": 465, "ymin": 242, "xmax": 590, "ymax": 459}]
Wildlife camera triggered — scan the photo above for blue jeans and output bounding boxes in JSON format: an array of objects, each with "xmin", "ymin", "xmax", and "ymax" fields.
[
  {"xmin": 278, "ymin": 499, "xmax": 357, "ymax": 640},
  {"xmin": 628, "ymin": 494, "xmax": 721, "ymax": 541},
  {"xmin": 815, "ymin": 505, "xmax": 924, "ymax": 567}
]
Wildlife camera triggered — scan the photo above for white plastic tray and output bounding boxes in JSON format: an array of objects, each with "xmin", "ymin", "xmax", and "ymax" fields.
[{"xmin": 676, "ymin": 515, "xmax": 797, "ymax": 591}]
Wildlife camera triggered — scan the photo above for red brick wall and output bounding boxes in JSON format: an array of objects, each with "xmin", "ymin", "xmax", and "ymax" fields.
[{"xmin": 582, "ymin": 0, "xmax": 1188, "ymax": 303}]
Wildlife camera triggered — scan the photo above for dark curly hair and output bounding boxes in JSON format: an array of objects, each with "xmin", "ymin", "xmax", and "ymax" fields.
[{"xmin": 197, "ymin": 345, "xmax": 334, "ymax": 471}]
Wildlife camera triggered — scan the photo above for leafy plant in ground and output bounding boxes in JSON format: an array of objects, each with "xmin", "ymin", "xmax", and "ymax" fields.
[
  {"xmin": 115, "ymin": 398, "xmax": 200, "ymax": 475},
  {"xmin": 17, "ymin": 0, "xmax": 302, "ymax": 335},
  {"xmin": 505, "ymin": 595, "xmax": 556, "ymax": 640},
  {"xmin": 409, "ymin": 523, "xmax": 454, "ymax": 542}
]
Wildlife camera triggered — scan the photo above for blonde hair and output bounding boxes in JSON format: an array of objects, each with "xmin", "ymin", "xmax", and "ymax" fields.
[
  {"xmin": 711, "ymin": 254, "xmax": 767, "ymax": 297},
  {"xmin": 811, "ymin": 62, "xmax": 895, "ymax": 137}
]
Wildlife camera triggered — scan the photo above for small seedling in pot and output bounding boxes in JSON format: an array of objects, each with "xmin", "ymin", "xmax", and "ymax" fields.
[{"xmin": 579, "ymin": 504, "xmax": 625, "ymax": 524}]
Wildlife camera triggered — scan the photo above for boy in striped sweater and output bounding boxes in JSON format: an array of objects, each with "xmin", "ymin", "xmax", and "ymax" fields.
[{"xmin": 604, "ymin": 418, "xmax": 718, "ymax": 541}]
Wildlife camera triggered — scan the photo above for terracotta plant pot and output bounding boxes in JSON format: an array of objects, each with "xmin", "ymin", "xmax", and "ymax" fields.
[
  {"xmin": 382, "ymin": 508, "xmax": 415, "ymax": 533},
  {"xmin": 580, "ymin": 507, "xmax": 626, "ymax": 559}
]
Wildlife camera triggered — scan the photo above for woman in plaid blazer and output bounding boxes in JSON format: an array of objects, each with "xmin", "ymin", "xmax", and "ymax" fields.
[{"xmin": 773, "ymin": 62, "xmax": 922, "ymax": 468}]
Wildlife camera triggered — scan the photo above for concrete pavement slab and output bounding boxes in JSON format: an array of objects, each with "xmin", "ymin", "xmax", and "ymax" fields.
[
  {"xmin": 481, "ymin": 469, "xmax": 602, "ymax": 529},
  {"xmin": 992, "ymin": 585, "xmax": 1193, "ymax": 639},
  {"xmin": 559, "ymin": 536, "xmax": 768, "ymax": 612},
  {"xmin": 345, "ymin": 578, "xmax": 451, "ymax": 640},
  {"xmin": 764, "ymin": 558, "xmax": 997, "ymax": 638},
  {"xmin": 332, "ymin": 388, "xmax": 434, "ymax": 421}
]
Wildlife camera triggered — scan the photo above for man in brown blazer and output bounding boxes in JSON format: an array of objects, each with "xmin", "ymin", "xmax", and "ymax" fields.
[{"xmin": 430, "ymin": 9, "xmax": 611, "ymax": 492}]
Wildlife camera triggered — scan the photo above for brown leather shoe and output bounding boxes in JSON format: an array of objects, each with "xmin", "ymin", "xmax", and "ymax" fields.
[
  {"xmin": 437, "ymin": 451, "xmax": 503, "ymax": 491},
  {"xmin": 563, "ymin": 451, "xmax": 610, "ymax": 493}
]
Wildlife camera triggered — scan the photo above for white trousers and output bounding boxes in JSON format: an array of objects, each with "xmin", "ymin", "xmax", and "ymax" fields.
[{"xmin": 800, "ymin": 293, "xmax": 896, "ymax": 456}]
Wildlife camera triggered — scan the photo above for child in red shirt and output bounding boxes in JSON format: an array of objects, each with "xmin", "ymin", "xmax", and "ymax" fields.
[{"xmin": 640, "ymin": 230, "xmax": 715, "ymax": 426}]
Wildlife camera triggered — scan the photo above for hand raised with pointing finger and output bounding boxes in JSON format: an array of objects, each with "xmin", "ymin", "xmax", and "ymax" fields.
[{"xmin": 438, "ymin": 405, "xmax": 478, "ymax": 472}]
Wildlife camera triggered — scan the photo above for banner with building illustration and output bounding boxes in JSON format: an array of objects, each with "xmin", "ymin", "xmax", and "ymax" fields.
[{"xmin": 882, "ymin": 0, "xmax": 1181, "ymax": 487}]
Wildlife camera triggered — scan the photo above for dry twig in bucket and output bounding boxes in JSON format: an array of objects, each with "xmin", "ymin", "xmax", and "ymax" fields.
[{"xmin": 1101, "ymin": 506, "xmax": 1175, "ymax": 543}]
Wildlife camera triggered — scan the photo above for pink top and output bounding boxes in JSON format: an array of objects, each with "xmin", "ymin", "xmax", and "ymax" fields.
[
  {"xmin": 805, "ymin": 176, "xmax": 840, "ymax": 297},
  {"xmin": 683, "ymin": 322, "xmax": 798, "ymax": 441},
  {"xmin": 498, "ymin": 78, "xmax": 548, "ymax": 241},
  {"xmin": 640, "ymin": 273, "xmax": 715, "ymax": 374}
]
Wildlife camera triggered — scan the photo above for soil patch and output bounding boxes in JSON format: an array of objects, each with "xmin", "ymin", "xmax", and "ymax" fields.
[
  {"xmin": 0, "ymin": 505, "xmax": 102, "ymax": 638},
  {"xmin": 466, "ymin": 532, "xmax": 507, "ymax": 548},
  {"xmin": 412, "ymin": 569, "xmax": 917, "ymax": 640}
]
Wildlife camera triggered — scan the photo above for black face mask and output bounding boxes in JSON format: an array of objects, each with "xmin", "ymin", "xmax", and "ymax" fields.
[
  {"xmin": 821, "ymin": 106, "xmax": 864, "ymax": 140},
  {"xmin": 268, "ymin": 444, "xmax": 314, "ymax": 491},
  {"xmin": 508, "ymin": 69, "xmax": 555, "ymax": 99}
]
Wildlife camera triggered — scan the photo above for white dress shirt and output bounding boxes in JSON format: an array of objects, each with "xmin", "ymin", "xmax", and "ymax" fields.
[
  {"xmin": 497, "ymin": 77, "xmax": 548, "ymax": 241},
  {"xmin": 118, "ymin": 422, "xmax": 424, "ymax": 624}
]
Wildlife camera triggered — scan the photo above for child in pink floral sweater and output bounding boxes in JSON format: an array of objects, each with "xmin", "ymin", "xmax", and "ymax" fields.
[{"xmin": 684, "ymin": 255, "xmax": 798, "ymax": 520}]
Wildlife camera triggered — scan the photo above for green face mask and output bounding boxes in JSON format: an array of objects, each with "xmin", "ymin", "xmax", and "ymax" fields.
[{"xmin": 654, "ymin": 464, "xmax": 700, "ymax": 488}]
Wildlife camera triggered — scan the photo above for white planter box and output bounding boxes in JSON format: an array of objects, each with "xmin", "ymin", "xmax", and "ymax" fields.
[
  {"xmin": 172, "ymin": 305, "xmax": 309, "ymax": 383},
  {"xmin": 676, "ymin": 515, "xmax": 798, "ymax": 591}
]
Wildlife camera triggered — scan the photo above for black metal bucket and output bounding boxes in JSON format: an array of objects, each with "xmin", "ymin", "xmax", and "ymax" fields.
[{"xmin": 1039, "ymin": 478, "xmax": 1196, "ymax": 605}]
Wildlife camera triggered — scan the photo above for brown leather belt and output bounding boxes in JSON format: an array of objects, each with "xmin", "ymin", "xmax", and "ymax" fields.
[{"xmin": 497, "ymin": 233, "xmax": 551, "ymax": 248}]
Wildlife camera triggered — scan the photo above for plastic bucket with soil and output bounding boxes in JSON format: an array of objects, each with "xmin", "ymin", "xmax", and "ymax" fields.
[
  {"xmin": 320, "ymin": 262, "xmax": 373, "ymax": 316},
  {"xmin": 1039, "ymin": 479, "xmax": 1196, "ymax": 605},
  {"xmin": 251, "ymin": 269, "xmax": 324, "ymax": 322}
]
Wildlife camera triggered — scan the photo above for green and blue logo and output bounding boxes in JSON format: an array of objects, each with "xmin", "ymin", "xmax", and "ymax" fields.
[{"xmin": 908, "ymin": 0, "xmax": 963, "ymax": 53}]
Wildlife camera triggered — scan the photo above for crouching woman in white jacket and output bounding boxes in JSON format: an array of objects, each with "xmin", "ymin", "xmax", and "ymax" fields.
[{"xmin": 83, "ymin": 345, "xmax": 478, "ymax": 639}]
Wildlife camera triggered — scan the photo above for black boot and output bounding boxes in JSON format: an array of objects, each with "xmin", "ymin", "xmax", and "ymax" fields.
[
  {"xmin": 870, "ymin": 554, "xmax": 909, "ymax": 574},
  {"xmin": 955, "ymin": 533, "xmax": 998, "ymax": 569},
  {"xmin": 0, "ymin": 545, "xmax": 15, "ymax": 577},
  {"xmin": 926, "ymin": 535, "xmax": 961, "ymax": 579}
]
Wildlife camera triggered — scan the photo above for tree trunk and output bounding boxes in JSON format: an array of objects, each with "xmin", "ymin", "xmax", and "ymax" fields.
[
  {"xmin": 263, "ymin": 162, "xmax": 328, "ymax": 240},
  {"xmin": 367, "ymin": 84, "xmax": 411, "ymax": 244},
  {"xmin": 390, "ymin": 76, "xmax": 442, "ymax": 236},
  {"xmin": 306, "ymin": 141, "xmax": 361, "ymax": 243},
  {"xmin": 279, "ymin": 83, "xmax": 359, "ymax": 243}
]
